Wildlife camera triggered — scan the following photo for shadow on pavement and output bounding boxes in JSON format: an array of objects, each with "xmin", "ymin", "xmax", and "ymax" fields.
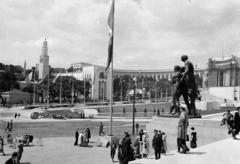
[
  {"xmin": 188, "ymin": 151, "xmax": 206, "ymax": 155},
  {"xmin": 164, "ymin": 153, "xmax": 175, "ymax": 156},
  {"xmin": 79, "ymin": 145, "xmax": 94, "ymax": 148}
]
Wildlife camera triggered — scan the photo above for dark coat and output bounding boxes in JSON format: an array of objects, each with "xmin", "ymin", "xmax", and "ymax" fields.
[
  {"xmin": 5, "ymin": 158, "xmax": 16, "ymax": 164},
  {"xmin": 234, "ymin": 112, "xmax": 240, "ymax": 134},
  {"xmin": 152, "ymin": 134, "xmax": 162, "ymax": 152},
  {"xmin": 75, "ymin": 131, "xmax": 79, "ymax": 138},
  {"xmin": 121, "ymin": 135, "xmax": 132, "ymax": 154}
]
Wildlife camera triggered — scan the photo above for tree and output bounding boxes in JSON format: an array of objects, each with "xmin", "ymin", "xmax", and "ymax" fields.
[{"xmin": 0, "ymin": 69, "xmax": 20, "ymax": 91}]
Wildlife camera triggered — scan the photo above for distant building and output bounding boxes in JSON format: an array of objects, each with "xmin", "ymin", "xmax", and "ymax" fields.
[
  {"xmin": 38, "ymin": 39, "xmax": 49, "ymax": 79},
  {"xmin": 207, "ymin": 56, "xmax": 240, "ymax": 87},
  {"xmin": 56, "ymin": 62, "xmax": 205, "ymax": 101},
  {"xmin": 207, "ymin": 55, "xmax": 240, "ymax": 101}
]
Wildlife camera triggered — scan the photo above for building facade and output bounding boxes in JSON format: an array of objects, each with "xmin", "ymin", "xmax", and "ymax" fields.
[
  {"xmin": 57, "ymin": 62, "xmax": 205, "ymax": 101},
  {"xmin": 207, "ymin": 56, "xmax": 240, "ymax": 87}
]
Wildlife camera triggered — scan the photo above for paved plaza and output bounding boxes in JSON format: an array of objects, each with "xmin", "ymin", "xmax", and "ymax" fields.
[{"xmin": 0, "ymin": 107, "xmax": 239, "ymax": 164}]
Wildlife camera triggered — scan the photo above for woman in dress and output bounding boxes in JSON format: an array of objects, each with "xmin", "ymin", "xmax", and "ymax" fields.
[
  {"xmin": 177, "ymin": 107, "xmax": 189, "ymax": 153},
  {"xmin": 141, "ymin": 130, "xmax": 149, "ymax": 158}
]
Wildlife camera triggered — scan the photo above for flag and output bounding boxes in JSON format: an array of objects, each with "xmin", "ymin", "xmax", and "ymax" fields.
[{"xmin": 105, "ymin": 0, "xmax": 115, "ymax": 71}]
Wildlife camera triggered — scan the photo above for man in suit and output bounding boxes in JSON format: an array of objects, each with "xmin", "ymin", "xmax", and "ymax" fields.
[
  {"xmin": 152, "ymin": 130, "xmax": 162, "ymax": 160},
  {"xmin": 74, "ymin": 129, "xmax": 79, "ymax": 146},
  {"xmin": 121, "ymin": 132, "xmax": 133, "ymax": 164},
  {"xmin": 5, "ymin": 152, "xmax": 19, "ymax": 164}
]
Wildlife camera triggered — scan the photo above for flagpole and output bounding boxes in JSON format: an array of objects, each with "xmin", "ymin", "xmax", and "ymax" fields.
[{"xmin": 109, "ymin": 56, "xmax": 113, "ymax": 136}]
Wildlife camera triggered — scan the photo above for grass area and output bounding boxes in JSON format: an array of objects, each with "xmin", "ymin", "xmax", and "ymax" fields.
[{"xmin": 0, "ymin": 120, "xmax": 146, "ymax": 139}]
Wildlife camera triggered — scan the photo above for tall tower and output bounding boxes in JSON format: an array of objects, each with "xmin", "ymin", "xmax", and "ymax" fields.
[{"xmin": 38, "ymin": 38, "xmax": 49, "ymax": 79}]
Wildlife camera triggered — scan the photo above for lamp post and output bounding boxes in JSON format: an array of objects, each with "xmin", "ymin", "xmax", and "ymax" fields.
[
  {"xmin": 33, "ymin": 67, "xmax": 36, "ymax": 105},
  {"xmin": 59, "ymin": 76, "xmax": 62, "ymax": 104},
  {"xmin": 132, "ymin": 77, "xmax": 137, "ymax": 135}
]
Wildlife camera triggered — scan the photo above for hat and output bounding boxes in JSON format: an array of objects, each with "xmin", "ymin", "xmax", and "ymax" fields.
[
  {"xmin": 191, "ymin": 127, "xmax": 195, "ymax": 130},
  {"xmin": 124, "ymin": 132, "xmax": 128, "ymax": 135},
  {"xmin": 143, "ymin": 130, "xmax": 147, "ymax": 133},
  {"xmin": 181, "ymin": 55, "xmax": 188, "ymax": 62},
  {"xmin": 12, "ymin": 152, "xmax": 18, "ymax": 158}
]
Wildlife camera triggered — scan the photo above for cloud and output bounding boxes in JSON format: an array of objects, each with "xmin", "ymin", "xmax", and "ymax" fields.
[{"xmin": 1, "ymin": 0, "xmax": 240, "ymax": 70}]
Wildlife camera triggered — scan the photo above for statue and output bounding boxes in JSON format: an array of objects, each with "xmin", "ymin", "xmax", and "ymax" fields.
[
  {"xmin": 170, "ymin": 55, "xmax": 201, "ymax": 117},
  {"xmin": 170, "ymin": 65, "xmax": 190, "ymax": 115}
]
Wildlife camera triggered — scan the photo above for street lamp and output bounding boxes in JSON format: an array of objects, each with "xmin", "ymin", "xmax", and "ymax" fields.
[{"xmin": 132, "ymin": 77, "xmax": 137, "ymax": 135}]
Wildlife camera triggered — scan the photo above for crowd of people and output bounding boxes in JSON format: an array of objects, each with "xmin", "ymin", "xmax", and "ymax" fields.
[
  {"xmin": 74, "ymin": 128, "xmax": 91, "ymax": 146},
  {"xmin": 221, "ymin": 109, "xmax": 240, "ymax": 139}
]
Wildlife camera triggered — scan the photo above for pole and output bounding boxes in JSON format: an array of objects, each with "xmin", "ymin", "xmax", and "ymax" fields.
[
  {"xmin": 128, "ymin": 76, "xmax": 131, "ymax": 102},
  {"xmin": 47, "ymin": 66, "xmax": 49, "ymax": 108},
  {"xmin": 109, "ymin": 57, "xmax": 113, "ymax": 136},
  {"xmin": 59, "ymin": 76, "xmax": 62, "ymax": 104},
  {"xmin": 120, "ymin": 77, "xmax": 123, "ymax": 102},
  {"xmin": 33, "ymin": 69, "xmax": 35, "ymax": 105},
  {"xmin": 165, "ymin": 88, "xmax": 168, "ymax": 102},
  {"xmin": 103, "ymin": 78, "xmax": 105, "ymax": 101},
  {"xmin": 142, "ymin": 78, "xmax": 143, "ymax": 102},
  {"xmin": 155, "ymin": 79, "xmax": 157, "ymax": 103},
  {"xmin": 160, "ymin": 88, "xmax": 163, "ymax": 101},
  {"xmin": 71, "ymin": 71, "xmax": 74, "ymax": 105},
  {"xmin": 132, "ymin": 80, "xmax": 136, "ymax": 135},
  {"xmin": 84, "ymin": 74, "xmax": 86, "ymax": 104}
]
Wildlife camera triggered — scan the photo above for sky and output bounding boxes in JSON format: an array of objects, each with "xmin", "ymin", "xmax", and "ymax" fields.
[{"xmin": 1, "ymin": 0, "xmax": 240, "ymax": 70}]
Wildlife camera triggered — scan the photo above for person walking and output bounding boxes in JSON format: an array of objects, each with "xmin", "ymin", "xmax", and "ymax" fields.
[
  {"xmin": 10, "ymin": 120, "xmax": 13, "ymax": 131},
  {"xmin": 177, "ymin": 107, "xmax": 189, "ymax": 153},
  {"xmin": 99, "ymin": 122, "xmax": 105, "ymax": 136},
  {"xmin": 152, "ymin": 130, "xmax": 162, "ymax": 160},
  {"xmin": 74, "ymin": 129, "xmax": 79, "ymax": 146},
  {"xmin": 5, "ymin": 122, "xmax": 10, "ymax": 132}
]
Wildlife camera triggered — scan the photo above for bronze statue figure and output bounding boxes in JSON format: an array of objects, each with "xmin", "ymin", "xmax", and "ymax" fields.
[{"xmin": 170, "ymin": 55, "xmax": 201, "ymax": 117}]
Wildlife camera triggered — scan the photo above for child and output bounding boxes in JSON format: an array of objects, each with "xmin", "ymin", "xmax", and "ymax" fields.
[
  {"xmin": 110, "ymin": 144, "xmax": 117, "ymax": 162},
  {"xmin": 190, "ymin": 127, "xmax": 197, "ymax": 148}
]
